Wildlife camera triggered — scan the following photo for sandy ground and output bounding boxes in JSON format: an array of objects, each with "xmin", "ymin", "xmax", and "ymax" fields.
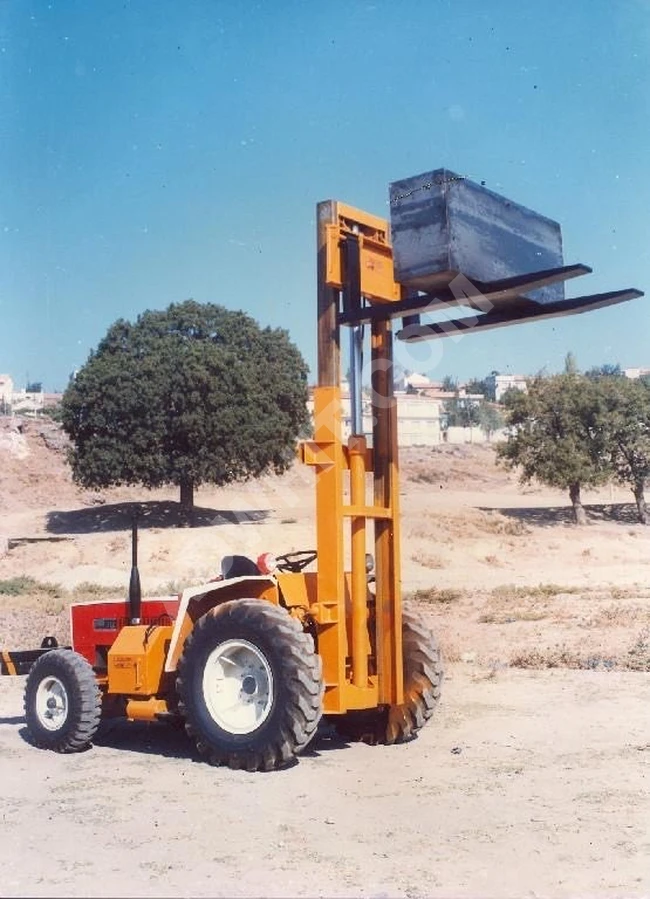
[
  {"xmin": 1, "ymin": 667, "xmax": 649, "ymax": 899},
  {"xmin": 1, "ymin": 421, "xmax": 650, "ymax": 897}
]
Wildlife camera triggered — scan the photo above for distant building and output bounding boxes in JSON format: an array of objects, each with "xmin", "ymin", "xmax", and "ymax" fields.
[
  {"xmin": 11, "ymin": 387, "xmax": 45, "ymax": 415},
  {"xmin": 404, "ymin": 372, "xmax": 434, "ymax": 391},
  {"xmin": 487, "ymin": 373, "xmax": 528, "ymax": 403},
  {"xmin": 623, "ymin": 367, "xmax": 650, "ymax": 380},
  {"xmin": 0, "ymin": 372, "xmax": 63, "ymax": 415},
  {"xmin": 0, "ymin": 374, "xmax": 13, "ymax": 412},
  {"xmin": 308, "ymin": 384, "xmax": 444, "ymax": 447},
  {"xmin": 394, "ymin": 394, "xmax": 443, "ymax": 446},
  {"xmin": 307, "ymin": 384, "xmax": 499, "ymax": 446}
]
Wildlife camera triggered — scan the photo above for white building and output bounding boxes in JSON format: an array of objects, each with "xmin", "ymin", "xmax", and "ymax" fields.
[
  {"xmin": 404, "ymin": 372, "xmax": 434, "ymax": 391},
  {"xmin": 623, "ymin": 367, "xmax": 650, "ymax": 380},
  {"xmin": 0, "ymin": 374, "xmax": 13, "ymax": 411},
  {"xmin": 11, "ymin": 388, "xmax": 45, "ymax": 415},
  {"xmin": 394, "ymin": 394, "xmax": 443, "ymax": 446},
  {"xmin": 488, "ymin": 373, "xmax": 528, "ymax": 403},
  {"xmin": 308, "ymin": 386, "xmax": 445, "ymax": 447}
]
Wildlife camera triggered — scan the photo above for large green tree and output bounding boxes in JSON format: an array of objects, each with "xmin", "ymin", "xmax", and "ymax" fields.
[
  {"xmin": 497, "ymin": 374, "xmax": 611, "ymax": 524},
  {"xmin": 593, "ymin": 377, "xmax": 650, "ymax": 524},
  {"xmin": 585, "ymin": 362, "xmax": 623, "ymax": 380},
  {"xmin": 61, "ymin": 301, "xmax": 310, "ymax": 514}
]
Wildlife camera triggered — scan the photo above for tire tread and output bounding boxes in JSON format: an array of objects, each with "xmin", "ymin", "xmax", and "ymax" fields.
[
  {"xmin": 337, "ymin": 603, "xmax": 443, "ymax": 746},
  {"xmin": 24, "ymin": 649, "xmax": 102, "ymax": 753},
  {"xmin": 177, "ymin": 599, "xmax": 323, "ymax": 771}
]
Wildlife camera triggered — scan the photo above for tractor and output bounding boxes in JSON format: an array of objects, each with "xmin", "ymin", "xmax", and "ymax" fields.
[{"xmin": 1, "ymin": 171, "xmax": 642, "ymax": 771}]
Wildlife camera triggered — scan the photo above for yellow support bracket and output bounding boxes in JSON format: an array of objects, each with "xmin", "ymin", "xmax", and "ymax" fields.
[{"xmin": 323, "ymin": 202, "xmax": 402, "ymax": 304}]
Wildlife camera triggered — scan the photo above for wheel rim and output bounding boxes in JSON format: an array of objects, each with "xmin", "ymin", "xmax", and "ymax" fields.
[
  {"xmin": 35, "ymin": 676, "xmax": 69, "ymax": 731},
  {"xmin": 202, "ymin": 639, "xmax": 274, "ymax": 735}
]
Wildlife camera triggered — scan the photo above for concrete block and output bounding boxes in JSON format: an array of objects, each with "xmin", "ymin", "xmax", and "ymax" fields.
[{"xmin": 389, "ymin": 168, "xmax": 564, "ymax": 302}]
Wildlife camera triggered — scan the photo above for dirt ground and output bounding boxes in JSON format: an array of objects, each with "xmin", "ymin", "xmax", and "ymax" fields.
[{"xmin": 1, "ymin": 419, "xmax": 649, "ymax": 897}]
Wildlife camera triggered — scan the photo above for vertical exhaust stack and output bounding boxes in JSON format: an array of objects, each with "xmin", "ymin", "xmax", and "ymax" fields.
[{"xmin": 129, "ymin": 511, "xmax": 142, "ymax": 624}]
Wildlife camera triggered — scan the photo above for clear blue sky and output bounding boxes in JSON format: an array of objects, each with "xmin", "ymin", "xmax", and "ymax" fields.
[{"xmin": 1, "ymin": 0, "xmax": 648, "ymax": 390}]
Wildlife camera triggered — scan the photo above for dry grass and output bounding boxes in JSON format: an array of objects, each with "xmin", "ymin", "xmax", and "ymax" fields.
[
  {"xmin": 509, "ymin": 629, "xmax": 650, "ymax": 671},
  {"xmin": 0, "ymin": 577, "xmax": 121, "ymax": 605},
  {"xmin": 0, "ymin": 578, "xmax": 125, "ymax": 623},
  {"xmin": 481, "ymin": 554, "xmax": 503, "ymax": 567},
  {"xmin": 489, "ymin": 583, "xmax": 581, "ymax": 602},
  {"xmin": 406, "ymin": 586, "xmax": 466, "ymax": 604},
  {"xmin": 406, "ymin": 508, "xmax": 530, "ymax": 542},
  {"xmin": 107, "ymin": 535, "xmax": 128, "ymax": 554},
  {"xmin": 411, "ymin": 552, "xmax": 448, "ymax": 569},
  {"xmin": 480, "ymin": 512, "xmax": 530, "ymax": 537},
  {"xmin": 72, "ymin": 581, "xmax": 122, "ymax": 599},
  {"xmin": 583, "ymin": 604, "xmax": 647, "ymax": 629},
  {"xmin": 609, "ymin": 585, "xmax": 650, "ymax": 600},
  {"xmin": 0, "ymin": 576, "xmax": 64, "ymax": 598},
  {"xmin": 509, "ymin": 645, "xmax": 618, "ymax": 670},
  {"xmin": 625, "ymin": 628, "xmax": 650, "ymax": 671},
  {"xmin": 478, "ymin": 609, "xmax": 548, "ymax": 625}
]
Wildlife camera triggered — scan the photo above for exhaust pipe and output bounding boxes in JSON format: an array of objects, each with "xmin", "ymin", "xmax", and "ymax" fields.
[{"xmin": 129, "ymin": 511, "xmax": 142, "ymax": 624}]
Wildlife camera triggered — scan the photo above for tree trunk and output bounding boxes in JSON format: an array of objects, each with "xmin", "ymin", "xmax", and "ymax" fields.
[
  {"xmin": 569, "ymin": 482, "xmax": 587, "ymax": 525},
  {"xmin": 179, "ymin": 479, "xmax": 194, "ymax": 527},
  {"xmin": 633, "ymin": 483, "xmax": 649, "ymax": 525}
]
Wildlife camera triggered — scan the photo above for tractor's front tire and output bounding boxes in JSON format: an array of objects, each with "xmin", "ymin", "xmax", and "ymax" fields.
[
  {"xmin": 336, "ymin": 605, "xmax": 443, "ymax": 745},
  {"xmin": 177, "ymin": 600, "xmax": 323, "ymax": 771},
  {"xmin": 24, "ymin": 649, "xmax": 102, "ymax": 752}
]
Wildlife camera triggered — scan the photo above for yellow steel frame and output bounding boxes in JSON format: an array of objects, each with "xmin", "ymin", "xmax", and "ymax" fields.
[
  {"xmin": 92, "ymin": 200, "xmax": 406, "ymax": 723},
  {"xmin": 323, "ymin": 201, "xmax": 402, "ymax": 303},
  {"xmin": 302, "ymin": 200, "xmax": 405, "ymax": 714}
]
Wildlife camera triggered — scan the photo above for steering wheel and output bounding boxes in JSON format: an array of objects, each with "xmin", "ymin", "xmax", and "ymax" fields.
[{"xmin": 275, "ymin": 550, "xmax": 318, "ymax": 573}]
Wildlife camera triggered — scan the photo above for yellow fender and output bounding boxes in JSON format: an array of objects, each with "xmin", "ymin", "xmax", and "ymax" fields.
[{"xmin": 164, "ymin": 575, "xmax": 279, "ymax": 673}]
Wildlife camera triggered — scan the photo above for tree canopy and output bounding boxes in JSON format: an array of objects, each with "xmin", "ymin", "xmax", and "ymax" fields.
[
  {"xmin": 497, "ymin": 373, "xmax": 650, "ymax": 524},
  {"xmin": 585, "ymin": 362, "xmax": 623, "ymax": 380},
  {"xmin": 61, "ymin": 301, "xmax": 310, "ymax": 513},
  {"xmin": 443, "ymin": 393, "xmax": 480, "ymax": 428},
  {"xmin": 497, "ymin": 374, "xmax": 610, "ymax": 524},
  {"xmin": 476, "ymin": 401, "xmax": 504, "ymax": 439},
  {"xmin": 593, "ymin": 377, "xmax": 650, "ymax": 524},
  {"xmin": 464, "ymin": 377, "xmax": 490, "ymax": 398}
]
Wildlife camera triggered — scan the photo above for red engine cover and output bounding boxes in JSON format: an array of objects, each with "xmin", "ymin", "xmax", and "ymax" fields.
[{"xmin": 71, "ymin": 597, "xmax": 181, "ymax": 668}]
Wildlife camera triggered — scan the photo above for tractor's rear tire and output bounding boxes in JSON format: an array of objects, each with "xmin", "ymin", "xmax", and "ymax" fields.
[
  {"xmin": 177, "ymin": 600, "xmax": 323, "ymax": 771},
  {"xmin": 24, "ymin": 649, "xmax": 102, "ymax": 752},
  {"xmin": 336, "ymin": 605, "xmax": 443, "ymax": 745}
]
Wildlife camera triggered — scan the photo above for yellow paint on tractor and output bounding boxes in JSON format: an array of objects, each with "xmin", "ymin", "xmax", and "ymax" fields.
[{"xmin": 107, "ymin": 624, "xmax": 172, "ymax": 696}]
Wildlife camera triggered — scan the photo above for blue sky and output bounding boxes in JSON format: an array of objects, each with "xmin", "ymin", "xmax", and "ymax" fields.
[{"xmin": 1, "ymin": 0, "xmax": 648, "ymax": 390}]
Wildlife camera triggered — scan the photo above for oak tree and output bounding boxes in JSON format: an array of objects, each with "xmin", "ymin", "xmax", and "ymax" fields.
[
  {"xmin": 497, "ymin": 374, "xmax": 610, "ymax": 524},
  {"xmin": 61, "ymin": 301, "xmax": 309, "ymax": 515},
  {"xmin": 594, "ymin": 377, "xmax": 650, "ymax": 524}
]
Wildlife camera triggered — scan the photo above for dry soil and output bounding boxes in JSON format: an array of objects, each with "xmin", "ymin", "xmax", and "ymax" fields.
[{"xmin": 1, "ymin": 419, "xmax": 649, "ymax": 898}]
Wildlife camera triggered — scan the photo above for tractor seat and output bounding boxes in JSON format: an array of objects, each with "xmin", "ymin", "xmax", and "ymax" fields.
[{"xmin": 220, "ymin": 555, "xmax": 261, "ymax": 579}]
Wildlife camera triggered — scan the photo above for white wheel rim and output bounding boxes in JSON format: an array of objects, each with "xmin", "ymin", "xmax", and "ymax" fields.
[
  {"xmin": 202, "ymin": 639, "xmax": 273, "ymax": 735},
  {"xmin": 35, "ymin": 676, "xmax": 69, "ymax": 731}
]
